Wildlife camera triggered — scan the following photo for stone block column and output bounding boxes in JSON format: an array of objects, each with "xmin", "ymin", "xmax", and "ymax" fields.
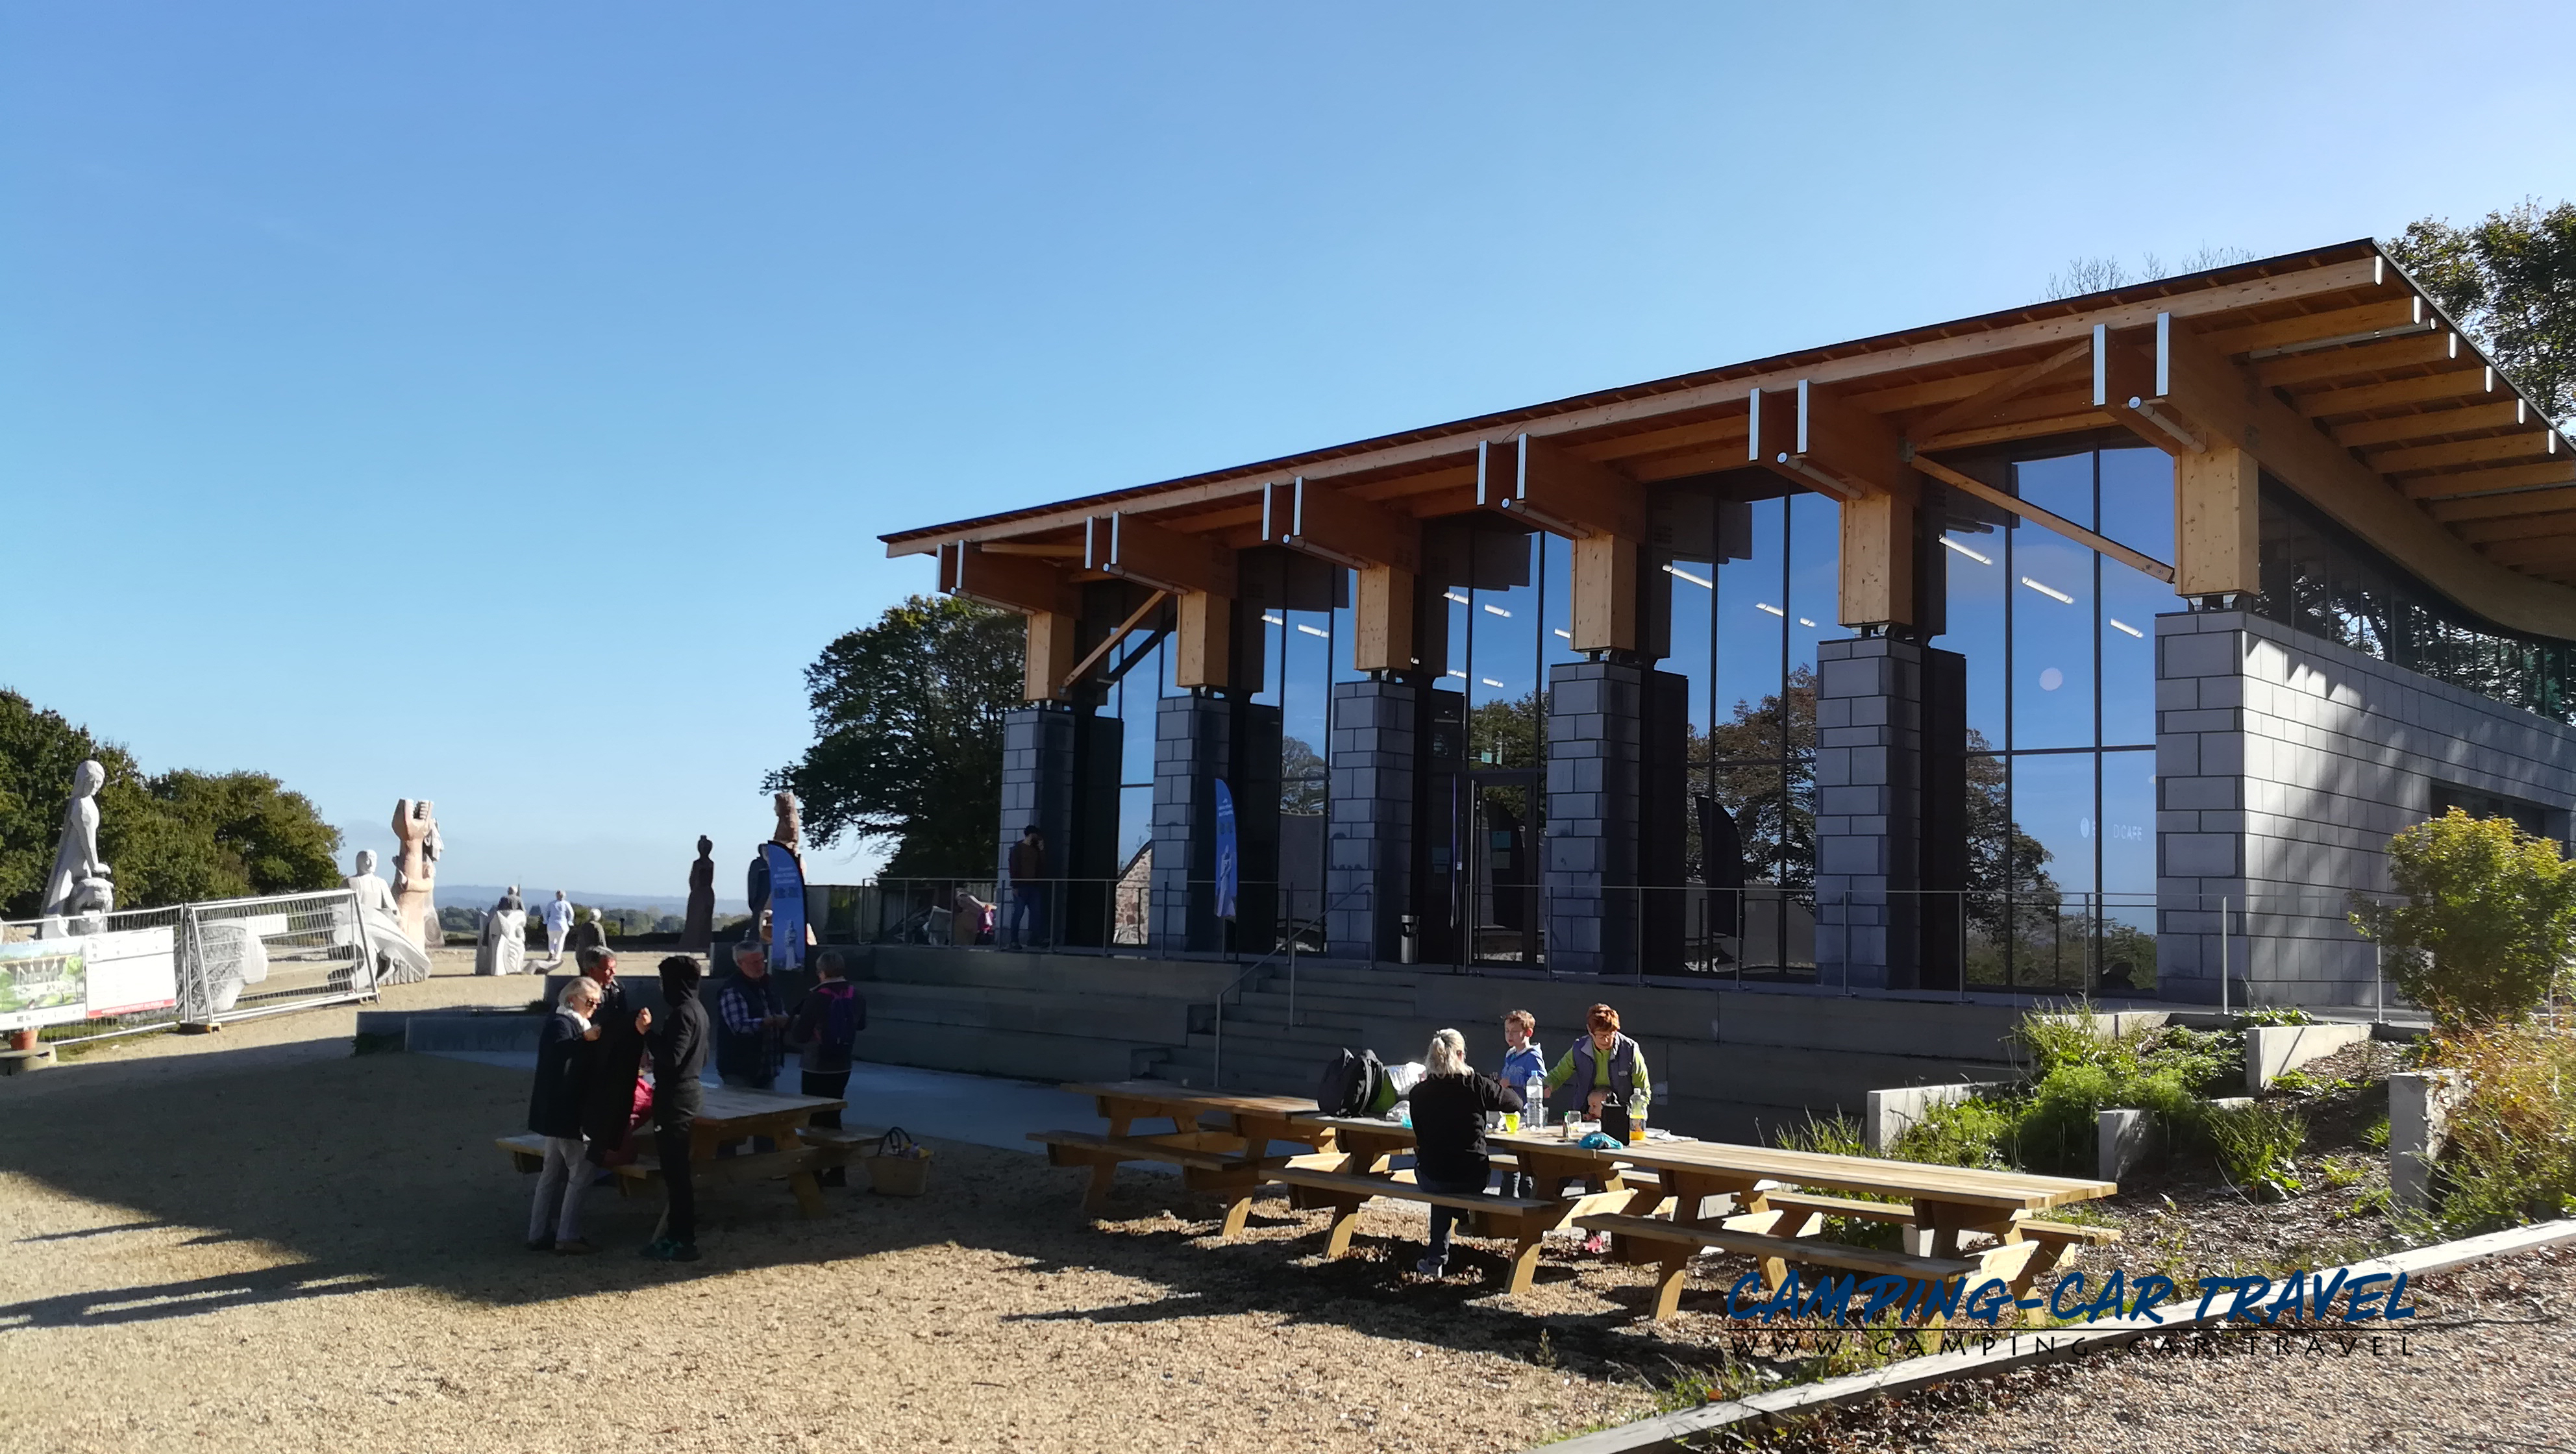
[
  {"xmin": 1544, "ymin": 660, "xmax": 1645, "ymax": 974},
  {"xmin": 1813, "ymin": 636, "xmax": 1925, "ymax": 991},
  {"xmin": 998, "ymin": 706, "xmax": 1078, "ymax": 941},
  {"xmin": 2153, "ymin": 612, "xmax": 2251, "ymax": 1005},
  {"xmin": 1324, "ymin": 678, "xmax": 1416, "ymax": 962},
  {"xmin": 1150, "ymin": 695, "xmax": 1231, "ymax": 955}
]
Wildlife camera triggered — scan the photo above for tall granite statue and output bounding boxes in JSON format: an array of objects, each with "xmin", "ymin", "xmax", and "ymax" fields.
[
  {"xmin": 475, "ymin": 885, "xmax": 528, "ymax": 976},
  {"xmin": 39, "ymin": 759, "xmax": 115, "ymax": 935},
  {"xmin": 347, "ymin": 849, "xmax": 431, "ymax": 985},
  {"xmin": 681, "ymin": 836, "xmax": 716, "ymax": 951},
  {"xmin": 773, "ymin": 790, "xmax": 803, "ymax": 854},
  {"xmin": 390, "ymin": 798, "xmax": 441, "ymax": 950}
]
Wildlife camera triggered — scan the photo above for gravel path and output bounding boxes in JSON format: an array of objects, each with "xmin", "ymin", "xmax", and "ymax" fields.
[
  {"xmin": 1710, "ymin": 1244, "xmax": 2576, "ymax": 1454},
  {"xmin": 0, "ymin": 972, "xmax": 1707, "ymax": 1453}
]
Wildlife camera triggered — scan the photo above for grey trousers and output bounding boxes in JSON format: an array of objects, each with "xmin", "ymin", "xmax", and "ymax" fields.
[{"xmin": 526, "ymin": 1135, "xmax": 588, "ymax": 1244}]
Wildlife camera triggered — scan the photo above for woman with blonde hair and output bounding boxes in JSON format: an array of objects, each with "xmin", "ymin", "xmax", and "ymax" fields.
[{"xmin": 1406, "ymin": 1027, "xmax": 1524, "ymax": 1280}]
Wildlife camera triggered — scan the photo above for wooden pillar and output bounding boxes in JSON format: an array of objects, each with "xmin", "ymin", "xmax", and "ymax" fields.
[
  {"xmin": 1023, "ymin": 610, "xmax": 1078, "ymax": 702},
  {"xmin": 1174, "ymin": 591, "xmax": 1231, "ymax": 688},
  {"xmin": 2177, "ymin": 445, "xmax": 2261, "ymax": 598},
  {"xmin": 1837, "ymin": 487, "xmax": 1917, "ymax": 630},
  {"xmin": 1570, "ymin": 536, "xmax": 1638, "ymax": 654},
  {"xmin": 1353, "ymin": 565, "xmax": 1415, "ymax": 673}
]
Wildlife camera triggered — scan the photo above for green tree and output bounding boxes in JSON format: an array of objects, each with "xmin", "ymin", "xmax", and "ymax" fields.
[
  {"xmin": 768, "ymin": 594, "xmax": 1024, "ymax": 878},
  {"xmin": 0, "ymin": 690, "xmax": 342, "ymax": 917},
  {"xmin": 2387, "ymin": 201, "xmax": 2576, "ymax": 426},
  {"xmin": 2352, "ymin": 808, "xmax": 2576, "ymax": 1028}
]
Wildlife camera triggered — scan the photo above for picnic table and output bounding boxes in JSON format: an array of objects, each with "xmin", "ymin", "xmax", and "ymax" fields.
[
  {"xmin": 497, "ymin": 1083, "xmax": 854, "ymax": 1220},
  {"xmin": 1273, "ymin": 1114, "xmax": 1649, "ymax": 1294},
  {"xmin": 1567, "ymin": 1136, "xmax": 2118, "ymax": 1320},
  {"xmin": 1030, "ymin": 1081, "xmax": 1337, "ymax": 1235}
]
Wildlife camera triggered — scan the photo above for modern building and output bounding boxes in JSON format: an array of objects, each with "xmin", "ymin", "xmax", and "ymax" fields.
[{"xmin": 883, "ymin": 240, "xmax": 2576, "ymax": 1009}]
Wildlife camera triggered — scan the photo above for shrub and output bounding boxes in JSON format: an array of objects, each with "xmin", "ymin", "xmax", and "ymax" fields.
[
  {"xmin": 1889, "ymin": 1096, "xmax": 2015, "ymax": 1170},
  {"xmin": 2427, "ymin": 1021, "xmax": 2576, "ymax": 1234},
  {"xmin": 2205, "ymin": 1102, "xmax": 2307, "ymax": 1200},
  {"xmin": 2351, "ymin": 809, "xmax": 2576, "ymax": 1028},
  {"xmin": 1770, "ymin": 1113, "xmax": 1868, "ymax": 1159}
]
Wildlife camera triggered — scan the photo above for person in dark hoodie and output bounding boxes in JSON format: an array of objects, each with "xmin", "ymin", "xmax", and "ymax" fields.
[
  {"xmin": 640, "ymin": 955, "xmax": 709, "ymax": 1263},
  {"xmin": 576, "ymin": 948, "xmax": 652, "ymax": 1168}
]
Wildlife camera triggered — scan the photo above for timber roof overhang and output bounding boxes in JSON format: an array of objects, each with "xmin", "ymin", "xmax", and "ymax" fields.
[{"xmin": 882, "ymin": 239, "xmax": 2576, "ymax": 637}]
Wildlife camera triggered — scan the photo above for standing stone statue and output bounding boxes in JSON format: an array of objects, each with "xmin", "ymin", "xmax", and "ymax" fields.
[
  {"xmin": 772, "ymin": 790, "xmax": 803, "ymax": 854},
  {"xmin": 39, "ymin": 759, "xmax": 115, "ymax": 935},
  {"xmin": 475, "ymin": 885, "xmax": 528, "ymax": 976},
  {"xmin": 390, "ymin": 798, "xmax": 441, "ymax": 950},
  {"xmin": 347, "ymin": 849, "xmax": 431, "ymax": 986},
  {"xmin": 682, "ymin": 836, "xmax": 716, "ymax": 951}
]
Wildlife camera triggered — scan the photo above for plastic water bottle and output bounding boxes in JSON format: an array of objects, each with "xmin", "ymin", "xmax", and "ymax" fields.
[{"xmin": 1524, "ymin": 1074, "xmax": 1544, "ymax": 1130}]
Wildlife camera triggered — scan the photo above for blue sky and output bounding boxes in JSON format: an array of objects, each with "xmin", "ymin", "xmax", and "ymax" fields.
[{"xmin": 6, "ymin": 3, "xmax": 2574, "ymax": 896}]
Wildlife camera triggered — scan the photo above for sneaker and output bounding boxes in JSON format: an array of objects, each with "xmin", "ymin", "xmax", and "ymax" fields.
[
  {"xmin": 554, "ymin": 1239, "xmax": 597, "ymax": 1256},
  {"xmin": 638, "ymin": 1238, "xmax": 673, "ymax": 1260},
  {"xmin": 525, "ymin": 1238, "xmax": 555, "ymax": 1253},
  {"xmin": 665, "ymin": 1242, "xmax": 702, "ymax": 1263},
  {"xmin": 1415, "ymin": 1256, "xmax": 1445, "ymax": 1279}
]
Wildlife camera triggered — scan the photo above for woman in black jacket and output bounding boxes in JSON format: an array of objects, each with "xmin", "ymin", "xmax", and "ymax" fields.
[
  {"xmin": 526, "ymin": 977, "xmax": 603, "ymax": 1253},
  {"xmin": 1407, "ymin": 1027, "xmax": 1524, "ymax": 1279}
]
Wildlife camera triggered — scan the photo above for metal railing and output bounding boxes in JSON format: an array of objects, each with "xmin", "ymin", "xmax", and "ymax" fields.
[{"xmin": 3, "ymin": 888, "xmax": 380, "ymax": 1047}]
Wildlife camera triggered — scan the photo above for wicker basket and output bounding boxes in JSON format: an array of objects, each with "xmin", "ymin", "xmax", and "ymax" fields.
[{"xmin": 863, "ymin": 1127, "xmax": 933, "ymax": 1196}]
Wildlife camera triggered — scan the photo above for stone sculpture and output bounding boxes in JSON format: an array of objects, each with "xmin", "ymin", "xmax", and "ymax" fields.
[
  {"xmin": 347, "ymin": 849, "xmax": 431, "ymax": 985},
  {"xmin": 390, "ymin": 799, "xmax": 441, "ymax": 950},
  {"xmin": 682, "ymin": 837, "xmax": 716, "ymax": 951},
  {"xmin": 476, "ymin": 885, "xmax": 528, "ymax": 976},
  {"xmin": 39, "ymin": 759, "xmax": 114, "ymax": 936},
  {"xmin": 772, "ymin": 791, "xmax": 802, "ymax": 852}
]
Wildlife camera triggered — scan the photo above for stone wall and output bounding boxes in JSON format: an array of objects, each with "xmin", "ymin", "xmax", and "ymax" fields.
[{"xmin": 2155, "ymin": 609, "xmax": 2576, "ymax": 1005}]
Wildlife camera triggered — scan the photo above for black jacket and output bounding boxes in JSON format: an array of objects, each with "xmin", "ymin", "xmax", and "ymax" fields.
[
  {"xmin": 527, "ymin": 1009, "xmax": 594, "ymax": 1139},
  {"xmin": 649, "ymin": 991, "xmax": 710, "ymax": 1123},
  {"xmin": 578, "ymin": 978, "xmax": 643, "ymax": 1148},
  {"xmin": 1409, "ymin": 1071, "xmax": 1524, "ymax": 1186}
]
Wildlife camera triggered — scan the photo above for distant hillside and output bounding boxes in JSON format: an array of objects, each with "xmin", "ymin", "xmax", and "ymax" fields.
[{"xmin": 441, "ymin": 884, "xmax": 749, "ymax": 915}]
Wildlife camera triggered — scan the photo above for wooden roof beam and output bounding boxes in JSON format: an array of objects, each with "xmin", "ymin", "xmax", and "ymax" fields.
[
  {"xmin": 1259, "ymin": 477, "xmax": 1422, "ymax": 573},
  {"xmin": 2296, "ymin": 365, "xmax": 2496, "ymax": 418},
  {"xmin": 939, "ymin": 541, "xmax": 1077, "ymax": 617},
  {"xmin": 2412, "ymin": 461, "xmax": 2576, "ymax": 506},
  {"xmin": 1085, "ymin": 511, "xmax": 1238, "ymax": 597},
  {"xmin": 1476, "ymin": 434, "xmax": 1646, "ymax": 540},
  {"xmin": 2332, "ymin": 400, "xmax": 2529, "ymax": 450},
  {"xmin": 2370, "ymin": 431, "xmax": 2561, "ymax": 476},
  {"xmin": 1901, "ymin": 339, "xmax": 2092, "ymax": 447},
  {"xmin": 2201, "ymin": 295, "xmax": 2428, "ymax": 358},
  {"xmin": 2255, "ymin": 330, "xmax": 2458, "ymax": 389},
  {"xmin": 1751, "ymin": 380, "xmax": 1905, "ymax": 501}
]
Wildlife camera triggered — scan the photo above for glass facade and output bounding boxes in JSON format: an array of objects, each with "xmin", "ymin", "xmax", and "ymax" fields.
[
  {"xmin": 2257, "ymin": 480, "xmax": 2576, "ymax": 723},
  {"xmin": 1929, "ymin": 445, "xmax": 2170, "ymax": 991}
]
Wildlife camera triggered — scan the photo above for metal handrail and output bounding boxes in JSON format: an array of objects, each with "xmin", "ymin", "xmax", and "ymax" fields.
[{"xmin": 1209, "ymin": 885, "xmax": 1367, "ymax": 1090}]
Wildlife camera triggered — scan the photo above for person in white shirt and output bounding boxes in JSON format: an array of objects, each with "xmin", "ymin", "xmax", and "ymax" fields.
[{"xmin": 542, "ymin": 890, "xmax": 575, "ymax": 967}]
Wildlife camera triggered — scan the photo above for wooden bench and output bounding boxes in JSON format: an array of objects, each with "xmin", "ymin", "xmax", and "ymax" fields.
[
  {"xmin": 1031, "ymin": 1129, "xmax": 1296, "ymax": 1234},
  {"xmin": 1574, "ymin": 1212, "xmax": 2009, "ymax": 1322},
  {"xmin": 496, "ymin": 1133, "xmax": 549, "ymax": 1174},
  {"xmin": 1270, "ymin": 1166, "xmax": 1621, "ymax": 1294}
]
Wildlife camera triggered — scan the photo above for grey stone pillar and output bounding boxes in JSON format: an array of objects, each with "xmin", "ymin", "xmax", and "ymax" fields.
[
  {"xmin": 998, "ymin": 706, "xmax": 1078, "ymax": 941},
  {"xmin": 1544, "ymin": 660, "xmax": 1646, "ymax": 974},
  {"xmin": 1325, "ymin": 678, "xmax": 1416, "ymax": 962},
  {"xmin": 1813, "ymin": 636, "xmax": 1925, "ymax": 991},
  {"xmin": 1150, "ymin": 695, "xmax": 1230, "ymax": 955},
  {"xmin": 2153, "ymin": 612, "xmax": 2249, "ymax": 1005}
]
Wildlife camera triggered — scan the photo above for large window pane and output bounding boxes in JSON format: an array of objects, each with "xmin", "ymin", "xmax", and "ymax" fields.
[
  {"xmin": 1787, "ymin": 492, "xmax": 1840, "ymax": 678},
  {"xmin": 1666, "ymin": 555, "xmax": 1716, "ymax": 735},
  {"xmin": 2100, "ymin": 748, "xmax": 2156, "ymax": 895},
  {"xmin": 2011, "ymin": 528, "xmax": 2096, "ymax": 750},
  {"xmin": 1940, "ymin": 518, "xmax": 2009, "ymax": 748},
  {"xmin": 2011, "ymin": 753, "xmax": 2097, "ymax": 991},
  {"xmin": 2101, "ymin": 555, "xmax": 2163, "ymax": 747},
  {"xmin": 2099, "ymin": 447, "xmax": 2175, "ymax": 563},
  {"xmin": 1715, "ymin": 497, "xmax": 1787, "ymax": 724}
]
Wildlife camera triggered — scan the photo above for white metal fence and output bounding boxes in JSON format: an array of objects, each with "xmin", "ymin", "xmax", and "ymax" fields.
[{"xmin": 1, "ymin": 888, "xmax": 384, "ymax": 1046}]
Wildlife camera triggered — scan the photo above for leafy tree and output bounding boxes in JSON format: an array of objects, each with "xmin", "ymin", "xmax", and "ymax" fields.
[
  {"xmin": 2351, "ymin": 808, "xmax": 2576, "ymax": 1028},
  {"xmin": 0, "ymin": 690, "xmax": 342, "ymax": 917},
  {"xmin": 1700, "ymin": 667, "xmax": 1818, "ymax": 887},
  {"xmin": 2388, "ymin": 200, "xmax": 2576, "ymax": 426},
  {"xmin": 768, "ymin": 595, "xmax": 1024, "ymax": 878},
  {"xmin": 1281, "ymin": 736, "xmax": 1326, "ymax": 815}
]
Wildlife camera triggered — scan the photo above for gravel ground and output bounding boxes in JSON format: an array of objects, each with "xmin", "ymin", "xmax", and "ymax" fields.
[
  {"xmin": 1720, "ymin": 1243, "xmax": 2576, "ymax": 1453},
  {"xmin": 0, "ymin": 961, "xmax": 1706, "ymax": 1454}
]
